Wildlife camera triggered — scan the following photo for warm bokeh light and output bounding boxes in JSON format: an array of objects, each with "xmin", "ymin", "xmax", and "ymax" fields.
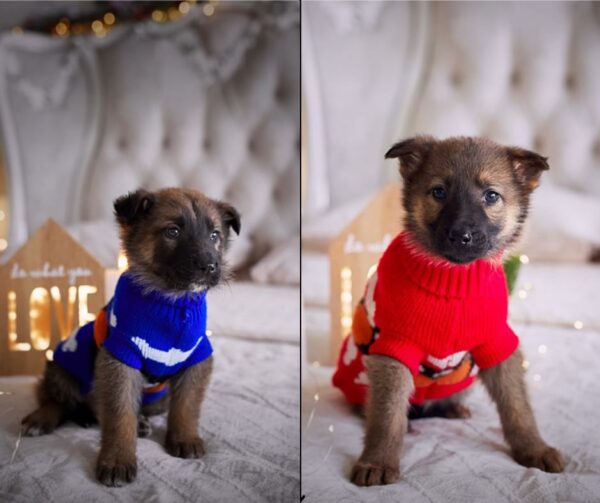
[
  {"xmin": 103, "ymin": 12, "xmax": 116, "ymax": 25},
  {"xmin": 152, "ymin": 10, "xmax": 166, "ymax": 22},
  {"xmin": 55, "ymin": 21, "xmax": 68, "ymax": 36},
  {"xmin": 91, "ymin": 20, "xmax": 104, "ymax": 33},
  {"xmin": 179, "ymin": 2, "xmax": 191, "ymax": 14},
  {"xmin": 118, "ymin": 251, "xmax": 129, "ymax": 272}
]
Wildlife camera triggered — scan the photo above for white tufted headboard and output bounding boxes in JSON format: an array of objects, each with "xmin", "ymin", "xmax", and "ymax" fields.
[
  {"xmin": 0, "ymin": 2, "xmax": 299, "ymax": 267},
  {"xmin": 302, "ymin": 1, "xmax": 600, "ymax": 258},
  {"xmin": 407, "ymin": 1, "xmax": 600, "ymax": 194}
]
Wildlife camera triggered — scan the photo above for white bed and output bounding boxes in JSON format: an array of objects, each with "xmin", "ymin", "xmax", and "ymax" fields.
[
  {"xmin": 0, "ymin": 282, "xmax": 300, "ymax": 502},
  {"xmin": 0, "ymin": 4, "xmax": 300, "ymax": 501},
  {"xmin": 301, "ymin": 262, "xmax": 600, "ymax": 502}
]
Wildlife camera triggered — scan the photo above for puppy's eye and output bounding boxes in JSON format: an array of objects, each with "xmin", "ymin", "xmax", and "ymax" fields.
[
  {"xmin": 209, "ymin": 230, "xmax": 220, "ymax": 243},
  {"xmin": 484, "ymin": 190, "xmax": 501, "ymax": 205},
  {"xmin": 431, "ymin": 186, "xmax": 447, "ymax": 201},
  {"xmin": 164, "ymin": 226, "xmax": 180, "ymax": 239}
]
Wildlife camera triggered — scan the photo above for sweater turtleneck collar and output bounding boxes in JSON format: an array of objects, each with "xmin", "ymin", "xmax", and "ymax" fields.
[
  {"xmin": 117, "ymin": 273, "xmax": 207, "ymax": 311},
  {"xmin": 391, "ymin": 232, "xmax": 506, "ymax": 299}
]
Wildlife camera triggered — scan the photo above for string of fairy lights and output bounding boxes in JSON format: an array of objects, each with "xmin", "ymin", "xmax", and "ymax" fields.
[
  {"xmin": 303, "ymin": 253, "xmax": 593, "ymax": 465},
  {"xmin": 9, "ymin": 1, "xmax": 220, "ymax": 39}
]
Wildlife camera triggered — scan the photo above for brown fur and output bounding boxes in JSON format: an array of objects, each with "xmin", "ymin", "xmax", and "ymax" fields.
[
  {"xmin": 95, "ymin": 347, "xmax": 144, "ymax": 486},
  {"xmin": 351, "ymin": 355, "xmax": 413, "ymax": 486},
  {"xmin": 165, "ymin": 356, "xmax": 213, "ymax": 458},
  {"xmin": 352, "ymin": 137, "xmax": 563, "ymax": 486},
  {"xmin": 479, "ymin": 348, "xmax": 564, "ymax": 472},
  {"xmin": 22, "ymin": 187, "xmax": 240, "ymax": 487},
  {"xmin": 115, "ymin": 188, "xmax": 240, "ymax": 296},
  {"xmin": 386, "ymin": 136, "xmax": 548, "ymax": 262}
]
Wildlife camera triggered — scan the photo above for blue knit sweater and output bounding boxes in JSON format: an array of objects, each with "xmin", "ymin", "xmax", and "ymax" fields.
[{"xmin": 53, "ymin": 273, "xmax": 212, "ymax": 402}]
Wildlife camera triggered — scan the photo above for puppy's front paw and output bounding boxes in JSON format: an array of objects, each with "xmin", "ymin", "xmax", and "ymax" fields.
[
  {"xmin": 21, "ymin": 409, "xmax": 59, "ymax": 437},
  {"xmin": 165, "ymin": 435, "xmax": 205, "ymax": 459},
  {"xmin": 350, "ymin": 460, "xmax": 400, "ymax": 486},
  {"xmin": 96, "ymin": 453, "xmax": 137, "ymax": 487},
  {"xmin": 513, "ymin": 444, "xmax": 565, "ymax": 473}
]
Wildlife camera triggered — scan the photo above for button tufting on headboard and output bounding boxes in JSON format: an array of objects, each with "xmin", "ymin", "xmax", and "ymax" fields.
[
  {"xmin": 0, "ymin": 4, "xmax": 298, "ymax": 265},
  {"xmin": 408, "ymin": 2, "xmax": 600, "ymax": 194},
  {"xmin": 78, "ymin": 8, "xmax": 300, "ymax": 267}
]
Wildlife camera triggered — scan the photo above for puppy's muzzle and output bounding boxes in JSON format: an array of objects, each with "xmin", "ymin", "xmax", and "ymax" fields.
[
  {"xmin": 444, "ymin": 225, "xmax": 489, "ymax": 262},
  {"xmin": 448, "ymin": 227, "xmax": 480, "ymax": 247},
  {"xmin": 197, "ymin": 261, "xmax": 220, "ymax": 287}
]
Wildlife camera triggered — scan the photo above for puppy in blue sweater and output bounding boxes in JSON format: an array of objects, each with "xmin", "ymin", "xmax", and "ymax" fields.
[{"xmin": 21, "ymin": 188, "xmax": 241, "ymax": 487}]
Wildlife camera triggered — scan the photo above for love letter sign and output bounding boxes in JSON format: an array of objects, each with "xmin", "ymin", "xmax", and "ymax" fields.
[{"xmin": 0, "ymin": 219, "xmax": 105, "ymax": 375}]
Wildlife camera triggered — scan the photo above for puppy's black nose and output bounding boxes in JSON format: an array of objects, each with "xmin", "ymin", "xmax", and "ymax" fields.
[{"xmin": 449, "ymin": 228, "xmax": 473, "ymax": 246}]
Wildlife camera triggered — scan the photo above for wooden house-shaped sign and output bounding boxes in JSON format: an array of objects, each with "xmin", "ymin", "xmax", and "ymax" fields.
[
  {"xmin": 0, "ymin": 219, "xmax": 105, "ymax": 375},
  {"xmin": 328, "ymin": 185, "xmax": 403, "ymax": 362}
]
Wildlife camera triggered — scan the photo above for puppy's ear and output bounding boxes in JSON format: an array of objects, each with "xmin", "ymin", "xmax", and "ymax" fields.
[
  {"xmin": 113, "ymin": 189, "xmax": 155, "ymax": 225},
  {"xmin": 506, "ymin": 147, "xmax": 549, "ymax": 192},
  {"xmin": 385, "ymin": 136, "xmax": 436, "ymax": 180},
  {"xmin": 216, "ymin": 201, "xmax": 241, "ymax": 235}
]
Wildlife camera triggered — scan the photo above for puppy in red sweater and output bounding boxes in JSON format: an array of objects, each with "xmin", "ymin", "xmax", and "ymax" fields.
[{"xmin": 336, "ymin": 136, "xmax": 565, "ymax": 486}]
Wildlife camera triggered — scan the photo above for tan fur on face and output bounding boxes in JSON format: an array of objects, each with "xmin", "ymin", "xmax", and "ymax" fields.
[
  {"xmin": 118, "ymin": 188, "xmax": 234, "ymax": 296},
  {"xmin": 122, "ymin": 189, "xmax": 224, "ymax": 264},
  {"xmin": 397, "ymin": 137, "xmax": 545, "ymax": 260},
  {"xmin": 477, "ymin": 162, "xmax": 523, "ymax": 251}
]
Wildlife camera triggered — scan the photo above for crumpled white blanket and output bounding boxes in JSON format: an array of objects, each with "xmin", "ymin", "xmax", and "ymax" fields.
[
  {"xmin": 0, "ymin": 336, "xmax": 299, "ymax": 502},
  {"xmin": 302, "ymin": 324, "xmax": 600, "ymax": 502}
]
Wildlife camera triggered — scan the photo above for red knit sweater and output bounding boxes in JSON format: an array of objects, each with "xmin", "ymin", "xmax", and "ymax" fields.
[{"xmin": 333, "ymin": 231, "xmax": 518, "ymax": 405}]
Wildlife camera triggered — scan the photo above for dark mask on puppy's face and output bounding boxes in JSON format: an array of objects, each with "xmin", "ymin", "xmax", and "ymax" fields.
[
  {"xmin": 385, "ymin": 136, "xmax": 548, "ymax": 264},
  {"xmin": 113, "ymin": 188, "xmax": 241, "ymax": 296}
]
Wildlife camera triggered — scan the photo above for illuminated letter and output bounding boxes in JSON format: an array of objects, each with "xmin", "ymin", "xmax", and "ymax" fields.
[
  {"xmin": 8, "ymin": 290, "xmax": 31, "ymax": 351},
  {"xmin": 50, "ymin": 286, "xmax": 77, "ymax": 339},
  {"xmin": 78, "ymin": 285, "xmax": 97, "ymax": 326},
  {"xmin": 30, "ymin": 287, "xmax": 51, "ymax": 350}
]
